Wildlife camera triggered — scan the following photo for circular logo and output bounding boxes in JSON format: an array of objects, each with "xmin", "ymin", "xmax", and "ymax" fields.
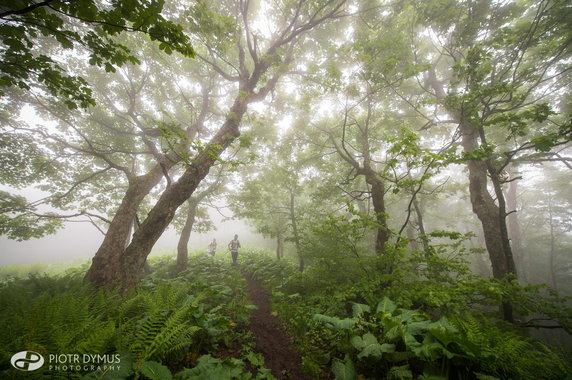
[{"xmin": 10, "ymin": 351, "xmax": 45, "ymax": 371}]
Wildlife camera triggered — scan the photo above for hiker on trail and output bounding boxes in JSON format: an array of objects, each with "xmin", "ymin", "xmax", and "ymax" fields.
[
  {"xmin": 207, "ymin": 238, "xmax": 217, "ymax": 256},
  {"xmin": 228, "ymin": 234, "xmax": 241, "ymax": 266}
]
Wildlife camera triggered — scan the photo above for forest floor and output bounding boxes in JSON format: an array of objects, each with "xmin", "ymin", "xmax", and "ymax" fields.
[{"xmin": 243, "ymin": 272, "xmax": 313, "ymax": 380}]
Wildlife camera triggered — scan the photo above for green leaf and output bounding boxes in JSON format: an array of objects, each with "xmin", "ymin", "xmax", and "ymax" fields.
[
  {"xmin": 351, "ymin": 333, "xmax": 395, "ymax": 359},
  {"xmin": 140, "ymin": 361, "xmax": 173, "ymax": 380},
  {"xmin": 352, "ymin": 303, "xmax": 371, "ymax": 318},
  {"xmin": 530, "ymin": 134, "xmax": 560, "ymax": 152},
  {"xmin": 331, "ymin": 355, "xmax": 357, "ymax": 380},
  {"xmin": 389, "ymin": 364, "xmax": 413, "ymax": 380},
  {"xmin": 376, "ymin": 297, "xmax": 396, "ymax": 315},
  {"xmin": 174, "ymin": 355, "xmax": 245, "ymax": 380},
  {"xmin": 313, "ymin": 314, "xmax": 357, "ymax": 330}
]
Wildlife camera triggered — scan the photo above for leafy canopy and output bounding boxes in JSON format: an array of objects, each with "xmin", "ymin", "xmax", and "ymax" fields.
[{"xmin": 0, "ymin": 0, "xmax": 195, "ymax": 109}]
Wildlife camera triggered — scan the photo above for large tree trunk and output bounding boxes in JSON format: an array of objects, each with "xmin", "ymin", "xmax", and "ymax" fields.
[
  {"xmin": 176, "ymin": 197, "xmax": 199, "ymax": 273},
  {"xmin": 111, "ymin": 95, "xmax": 249, "ymax": 291},
  {"xmin": 470, "ymin": 230, "xmax": 492, "ymax": 277},
  {"xmin": 460, "ymin": 119, "xmax": 516, "ymax": 322},
  {"xmin": 84, "ymin": 164, "xmax": 168, "ymax": 287}
]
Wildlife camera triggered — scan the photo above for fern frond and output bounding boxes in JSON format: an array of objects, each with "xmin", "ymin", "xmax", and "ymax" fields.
[{"xmin": 130, "ymin": 305, "xmax": 200, "ymax": 362}]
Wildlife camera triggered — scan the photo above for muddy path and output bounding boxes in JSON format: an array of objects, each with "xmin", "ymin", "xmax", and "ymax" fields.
[{"xmin": 243, "ymin": 272, "xmax": 312, "ymax": 380}]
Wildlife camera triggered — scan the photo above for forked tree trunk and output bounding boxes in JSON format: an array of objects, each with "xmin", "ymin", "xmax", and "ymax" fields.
[
  {"xmin": 84, "ymin": 164, "xmax": 168, "ymax": 287},
  {"xmin": 460, "ymin": 119, "xmax": 517, "ymax": 322},
  {"xmin": 84, "ymin": 92, "xmax": 249, "ymax": 291},
  {"xmin": 113, "ymin": 96, "xmax": 249, "ymax": 291},
  {"xmin": 84, "ymin": 0, "xmax": 346, "ymax": 291},
  {"xmin": 176, "ymin": 197, "xmax": 199, "ymax": 273}
]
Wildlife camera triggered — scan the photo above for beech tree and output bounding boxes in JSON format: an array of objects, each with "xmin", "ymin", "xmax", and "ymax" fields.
[
  {"xmin": 291, "ymin": 3, "xmax": 454, "ymax": 256},
  {"xmin": 83, "ymin": 0, "xmax": 350, "ymax": 290},
  {"xmin": 3, "ymin": 0, "xmax": 569, "ymax": 310},
  {"xmin": 406, "ymin": 0, "xmax": 572, "ymax": 321},
  {"xmin": 1, "ymin": 26, "xmax": 213, "ymax": 282}
]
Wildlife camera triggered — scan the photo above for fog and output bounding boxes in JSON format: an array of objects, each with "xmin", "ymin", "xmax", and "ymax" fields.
[{"xmin": 0, "ymin": 206, "xmax": 273, "ymax": 266}]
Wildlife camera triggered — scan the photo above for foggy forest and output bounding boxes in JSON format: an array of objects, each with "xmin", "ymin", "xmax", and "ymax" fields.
[{"xmin": 1, "ymin": 0, "xmax": 571, "ymax": 379}]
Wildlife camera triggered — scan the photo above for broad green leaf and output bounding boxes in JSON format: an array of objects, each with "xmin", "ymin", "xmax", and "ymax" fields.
[
  {"xmin": 332, "ymin": 355, "xmax": 357, "ymax": 380},
  {"xmin": 313, "ymin": 314, "xmax": 357, "ymax": 330},
  {"xmin": 351, "ymin": 333, "xmax": 395, "ymax": 359},
  {"xmin": 140, "ymin": 361, "xmax": 173, "ymax": 380},
  {"xmin": 352, "ymin": 303, "xmax": 371, "ymax": 318},
  {"xmin": 376, "ymin": 297, "xmax": 396, "ymax": 315}
]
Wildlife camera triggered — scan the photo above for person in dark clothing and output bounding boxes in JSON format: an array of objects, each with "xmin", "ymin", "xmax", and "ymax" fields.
[{"xmin": 228, "ymin": 234, "xmax": 241, "ymax": 266}]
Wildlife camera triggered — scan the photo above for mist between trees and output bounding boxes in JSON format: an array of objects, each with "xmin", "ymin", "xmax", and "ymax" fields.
[{"xmin": 1, "ymin": 0, "xmax": 572, "ymax": 371}]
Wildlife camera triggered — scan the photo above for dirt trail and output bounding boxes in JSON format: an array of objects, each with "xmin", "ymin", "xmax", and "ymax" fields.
[{"xmin": 243, "ymin": 273, "xmax": 312, "ymax": 380}]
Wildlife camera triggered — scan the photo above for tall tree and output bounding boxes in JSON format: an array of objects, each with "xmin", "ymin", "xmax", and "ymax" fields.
[
  {"xmin": 411, "ymin": 0, "xmax": 572, "ymax": 321},
  {"xmin": 85, "ymin": 0, "xmax": 349, "ymax": 290},
  {"xmin": 2, "ymin": 29, "xmax": 213, "ymax": 279}
]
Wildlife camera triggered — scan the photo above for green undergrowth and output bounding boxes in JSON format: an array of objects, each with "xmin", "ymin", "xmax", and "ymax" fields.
[
  {"xmin": 0, "ymin": 259, "xmax": 91, "ymax": 282},
  {"xmin": 0, "ymin": 253, "xmax": 277, "ymax": 380},
  {"xmin": 240, "ymin": 245, "xmax": 572, "ymax": 380},
  {"xmin": 2, "ymin": 245, "xmax": 570, "ymax": 380}
]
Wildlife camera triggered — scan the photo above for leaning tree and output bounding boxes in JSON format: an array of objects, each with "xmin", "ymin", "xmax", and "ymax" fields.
[{"xmin": 84, "ymin": 0, "xmax": 350, "ymax": 290}]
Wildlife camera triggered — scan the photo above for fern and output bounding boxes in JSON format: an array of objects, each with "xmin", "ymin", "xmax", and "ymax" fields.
[
  {"xmin": 130, "ymin": 305, "xmax": 201, "ymax": 362},
  {"xmin": 451, "ymin": 314, "xmax": 572, "ymax": 379},
  {"xmin": 0, "ymin": 278, "xmax": 118, "ymax": 355}
]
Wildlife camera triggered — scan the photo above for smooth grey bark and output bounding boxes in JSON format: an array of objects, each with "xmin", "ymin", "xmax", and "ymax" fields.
[{"xmin": 412, "ymin": 198, "xmax": 430, "ymax": 253}]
